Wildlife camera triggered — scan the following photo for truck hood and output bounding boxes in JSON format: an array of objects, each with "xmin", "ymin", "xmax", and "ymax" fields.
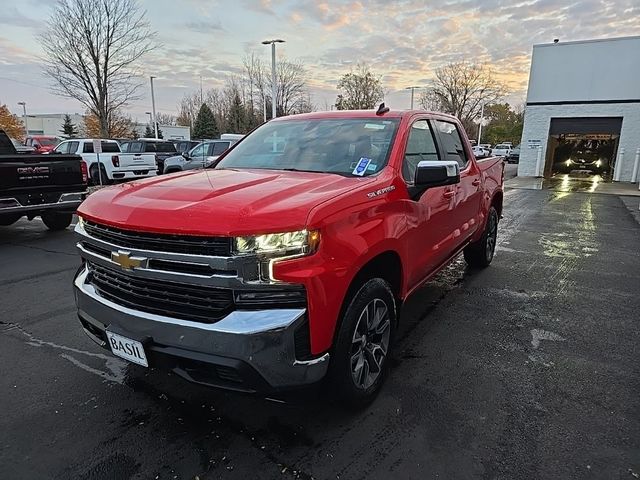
[{"xmin": 78, "ymin": 168, "xmax": 374, "ymax": 236}]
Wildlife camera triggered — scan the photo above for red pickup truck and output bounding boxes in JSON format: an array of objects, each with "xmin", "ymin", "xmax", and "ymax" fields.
[{"xmin": 73, "ymin": 109, "xmax": 504, "ymax": 406}]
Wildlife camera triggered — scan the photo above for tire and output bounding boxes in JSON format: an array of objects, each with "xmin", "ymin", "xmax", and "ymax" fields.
[
  {"xmin": 0, "ymin": 214, "xmax": 21, "ymax": 226},
  {"xmin": 329, "ymin": 278, "xmax": 396, "ymax": 408},
  {"xmin": 89, "ymin": 164, "xmax": 110, "ymax": 186},
  {"xmin": 41, "ymin": 212, "xmax": 73, "ymax": 231},
  {"xmin": 464, "ymin": 206, "xmax": 498, "ymax": 269}
]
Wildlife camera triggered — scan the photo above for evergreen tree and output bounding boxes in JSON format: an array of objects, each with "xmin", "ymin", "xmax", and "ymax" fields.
[
  {"xmin": 226, "ymin": 91, "xmax": 246, "ymax": 133},
  {"xmin": 144, "ymin": 124, "xmax": 154, "ymax": 137},
  {"xmin": 60, "ymin": 114, "xmax": 79, "ymax": 138},
  {"xmin": 192, "ymin": 104, "xmax": 219, "ymax": 139}
]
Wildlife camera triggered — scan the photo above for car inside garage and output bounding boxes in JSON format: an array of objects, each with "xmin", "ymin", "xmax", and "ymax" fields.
[{"xmin": 544, "ymin": 117, "xmax": 622, "ymax": 181}]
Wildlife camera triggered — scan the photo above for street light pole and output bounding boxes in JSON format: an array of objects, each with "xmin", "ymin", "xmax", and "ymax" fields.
[
  {"xmin": 150, "ymin": 76, "xmax": 158, "ymax": 139},
  {"xmin": 477, "ymin": 103, "xmax": 485, "ymax": 145},
  {"xmin": 262, "ymin": 39, "xmax": 285, "ymax": 120},
  {"xmin": 405, "ymin": 86, "xmax": 421, "ymax": 109},
  {"xmin": 18, "ymin": 102, "xmax": 27, "ymax": 134}
]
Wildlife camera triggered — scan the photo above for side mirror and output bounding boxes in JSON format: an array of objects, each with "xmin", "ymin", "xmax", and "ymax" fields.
[
  {"xmin": 414, "ymin": 160, "xmax": 460, "ymax": 188},
  {"xmin": 181, "ymin": 152, "xmax": 190, "ymax": 160}
]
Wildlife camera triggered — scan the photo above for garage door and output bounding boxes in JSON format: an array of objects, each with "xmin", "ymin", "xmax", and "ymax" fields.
[{"xmin": 549, "ymin": 117, "xmax": 622, "ymax": 135}]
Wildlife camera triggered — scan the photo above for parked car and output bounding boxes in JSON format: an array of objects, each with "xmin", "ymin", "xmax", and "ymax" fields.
[
  {"xmin": 173, "ymin": 140, "xmax": 200, "ymax": 155},
  {"xmin": 491, "ymin": 143, "xmax": 512, "ymax": 157},
  {"xmin": 163, "ymin": 139, "xmax": 236, "ymax": 174},
  {"xmin": 73, "ymin": 109, "xmax": 504, "ymax": 407},
  {"xmin": 506, "ymin": 146, "xmax": 520, "ymax": 164},
  {"xmin": 52, "ymin": 138, "xmax": 156, "ymax": 185},
  {"xmin": 472, "ymin": 145, "xmax": 489, "ymax": 158},
  {"xmin": 120, "ymin": 139, "xmax": 178, "ymax": 175},
  {"xmin": 11, "ymin": 138, "xmax": 35, "ymax": 154},
  {"xmin": 24, "ymin": 135, "xmax": 61, "ymax": 154},
  {"xmin": 0, "ymin": 129, "xmax": 87, "ymax": 230}
]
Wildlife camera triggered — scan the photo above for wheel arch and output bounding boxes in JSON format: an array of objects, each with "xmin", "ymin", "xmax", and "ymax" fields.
[{"xmin": 333, "ymin": 250, "xmax": 404, "ymax": 347}]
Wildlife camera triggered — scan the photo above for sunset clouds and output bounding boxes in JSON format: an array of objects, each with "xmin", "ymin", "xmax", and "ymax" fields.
[{"xmin": 1, "ymin": 0, "xmax": 638, "ymax": 117}]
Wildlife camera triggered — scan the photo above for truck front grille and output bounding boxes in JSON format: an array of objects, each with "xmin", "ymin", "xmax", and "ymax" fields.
[
  {"xmin": 84, "ymin": 220, "xmax": 233, "ymax": 257},
  {"xmin": 87, "ymin": 262, "xmax": 233, "ymax": 323}
]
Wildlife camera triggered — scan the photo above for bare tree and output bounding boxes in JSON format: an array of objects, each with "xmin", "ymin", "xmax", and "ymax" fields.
[
  {"xmin": 39, "ymin": 0, "xmax": 156, "ymax": 137},
  {"xmin": 419, "ymin": 62, "xmax": 505, "ymax": 134},
  {"xmin": 155, "ymin": 113, "xmax": 176, "ymax": 125},
  {"xmin": 335, "ymin": 63, "xmax": 384, "ymax": 110}
]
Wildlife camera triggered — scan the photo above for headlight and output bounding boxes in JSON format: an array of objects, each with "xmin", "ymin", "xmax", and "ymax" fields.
[
  {"xmin": 235, "ymin": 230, "xmax": 320, "ymax": 255},
  {"xmin": 595, "ymin": 160, "xmax": 602, "ymax": 167}
]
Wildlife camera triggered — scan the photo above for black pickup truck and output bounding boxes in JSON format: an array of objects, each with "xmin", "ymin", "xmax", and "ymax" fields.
[{"xmin": 0, "ymin": 130, "xmax": 88, "ymax": 230}]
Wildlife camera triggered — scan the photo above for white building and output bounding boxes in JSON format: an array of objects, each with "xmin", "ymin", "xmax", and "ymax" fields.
[
  {"xmin": 23, "ymin": 113, "xmax": 85, "ymax": 136},
  {"xmin": 518, "ymin": 36, "xmax": 640, "ymax": 182},
  {"xmin": 132, "ymin": 123, "xmax": 191, "ymax": 140},
  {"xmin": 22, "ymin": 113, "xmax": 190, "ymax": 141}
]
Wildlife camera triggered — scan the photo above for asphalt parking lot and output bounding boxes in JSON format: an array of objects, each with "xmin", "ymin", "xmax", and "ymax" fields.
[{"xmin": 1, "ymin": 183, "xmax": 639, "ymax": 480}]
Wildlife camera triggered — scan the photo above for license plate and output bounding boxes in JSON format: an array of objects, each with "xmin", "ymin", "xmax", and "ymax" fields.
[{"xmin": 106, "ymin": 331, "xmax": 148, "ymax": 367}]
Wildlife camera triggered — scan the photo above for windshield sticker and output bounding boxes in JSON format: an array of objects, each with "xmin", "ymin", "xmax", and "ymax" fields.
[
  {"xmin": 364, "ymin": 123, "xmax": 385, "ymax": 130},
  {"xmin": 367, "ymin": 163, "xmax": 377, "ymax": 171},
  {"xmin": 353, "ymin": 157, "xmax": 372, "ymax": 176},
  {"xmin": 367, "ymin": 185, "xmax": 396, "ymax": 198}
]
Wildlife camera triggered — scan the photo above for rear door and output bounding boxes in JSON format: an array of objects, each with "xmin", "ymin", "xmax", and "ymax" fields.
[{"xmin": 432, "ymin": 119, "xmax": 482, "ymax": 250}]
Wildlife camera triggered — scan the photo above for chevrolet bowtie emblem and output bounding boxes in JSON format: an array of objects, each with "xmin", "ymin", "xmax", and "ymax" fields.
[{"xmin": 111, "ymin": 250, "xmax": 148, "ymax": 270}]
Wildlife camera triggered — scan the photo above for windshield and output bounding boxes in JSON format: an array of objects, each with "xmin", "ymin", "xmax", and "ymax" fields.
[{"xmin": 216, "ymin": 118, "xmax": 399, "ymax": 176}]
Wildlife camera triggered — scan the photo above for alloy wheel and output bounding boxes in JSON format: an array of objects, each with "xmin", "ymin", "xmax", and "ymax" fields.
[{"xmin": 350, "ymin": 298, "xmax": 391, "ymax": 390}]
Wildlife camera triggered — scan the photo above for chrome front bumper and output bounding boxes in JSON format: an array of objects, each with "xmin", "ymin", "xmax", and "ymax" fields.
[{"xmin": 73, "ymin": 266, "xmax": 329, "ymax": 391}]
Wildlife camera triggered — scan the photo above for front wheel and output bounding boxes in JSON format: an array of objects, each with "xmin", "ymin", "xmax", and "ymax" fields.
[
  {"xmin": 41, "ymin": 212, "xmax": 73, "ymax": 231},
  {"xmin": 464, "ymin": 206, "xmax": 498, "ymax": 268},
  {"xmin": 329, "ymin": 278, "xmax": 396, "ymax": 408}
]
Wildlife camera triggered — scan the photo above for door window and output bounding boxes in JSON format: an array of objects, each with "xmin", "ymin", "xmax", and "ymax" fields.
[
  {"xmin": 402, "ymin": 120, "xmax": 439, "ymax": 182},
  {"xmin": 68, "ymin": 141, "xmax": 79, "ymax": 153},
  {"xmin": 210, "ymin": 142, "xmax": 230, "ymax": 155},
  {"xmin": 54, "ymin": 142, "xmax": 69, "ymax": 154},
  {"xmin": 189, "ymin": 143, "xmax": 207, "ymax": 158},
  {"xmin": 433, "ymin": 120, "xmax": 468, "ymax": 169}
]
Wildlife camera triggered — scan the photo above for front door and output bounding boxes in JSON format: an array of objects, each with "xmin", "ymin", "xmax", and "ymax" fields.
[{"xmin": 401, "ymin": 118, "xmax": 460, "ymax": 289}]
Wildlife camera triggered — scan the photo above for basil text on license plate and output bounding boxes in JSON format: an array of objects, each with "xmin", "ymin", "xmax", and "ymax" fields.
[{"xmin": 106, "ymin": 331, "xmax": 148, "ymax": 367}]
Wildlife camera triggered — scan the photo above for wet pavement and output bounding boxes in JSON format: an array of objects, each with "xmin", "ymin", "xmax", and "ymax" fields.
[
  {"xmin": 1, "ymin": 188, "xmax": 640, "ymax": 480},
  {"xmin": 507, "ymin": 172, "xmax": 640, "ymax": 197}
]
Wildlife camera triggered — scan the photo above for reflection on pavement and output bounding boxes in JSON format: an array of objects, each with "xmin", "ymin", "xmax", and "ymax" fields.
[{"xmin": 545, "ymin": 174, "xmax": 602, "ymax": 193}]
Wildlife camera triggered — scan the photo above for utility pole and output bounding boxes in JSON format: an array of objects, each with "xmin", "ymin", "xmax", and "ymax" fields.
[
  {"xmin": 262, "ymin": 39, "xmax": 285, "ymax": 120},
  {"xmin": 150, "ymin": 76, "xmax": 158, "ymax": 139},
  {"xmin": 18, "ymin": 102, "xmax": 27, "ymax": 134}
]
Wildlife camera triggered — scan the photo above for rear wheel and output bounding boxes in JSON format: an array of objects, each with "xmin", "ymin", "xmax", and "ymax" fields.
[
  {"xmin": 89, "ymin": 164, "xmax": 110, "ymax": 186},
  {"xmin": 329, "ymin": 278, "xmax": 396, "ymax": 408},
  {"xmin": 41, "ymin": 212, "xmax": 73, "ymax": 231},
  {"xmin": 464, "ymin": 206, "xmax": 498, "ymax": 268}
]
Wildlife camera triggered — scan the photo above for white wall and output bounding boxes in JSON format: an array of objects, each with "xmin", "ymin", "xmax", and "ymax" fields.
[
  {"xmin": 518, "ymin": 103, "xmax": 640, "ymax": 181},
  {"xmin": 527, "ymin": 37, "xmax": 640, "ymax": 103},
  {"xmin": 25, "ymin": 114, "xmax": 84, "ymax": 136},
  {"xmin": 133, "ymin": 124, "xmax": 190, "ymax": 140}
]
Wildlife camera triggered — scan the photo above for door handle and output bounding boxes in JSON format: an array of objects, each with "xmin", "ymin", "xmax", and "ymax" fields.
[
  {"xmin": 443, "ymin": 190, "xmax": 455, "ymax": 199},
  {"xmin": 472, "ymin": 179, "xmax": 481, "ymax": 186}
]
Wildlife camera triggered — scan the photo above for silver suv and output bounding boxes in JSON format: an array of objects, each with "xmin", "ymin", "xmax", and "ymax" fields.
[{"xmin": 163, "ymin": 140, "xmax": 234, "ymax": 174}]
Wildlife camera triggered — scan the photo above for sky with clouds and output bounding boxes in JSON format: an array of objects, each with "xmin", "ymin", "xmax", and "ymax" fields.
[{"xmin": 0, "ymin": 0, "xmax": 639, "ymax": 121}]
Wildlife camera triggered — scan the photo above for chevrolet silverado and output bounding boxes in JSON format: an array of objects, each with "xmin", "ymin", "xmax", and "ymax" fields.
[{"xmin": 73, "ymin": 108, "xmax": 504, "ymax": 406}]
